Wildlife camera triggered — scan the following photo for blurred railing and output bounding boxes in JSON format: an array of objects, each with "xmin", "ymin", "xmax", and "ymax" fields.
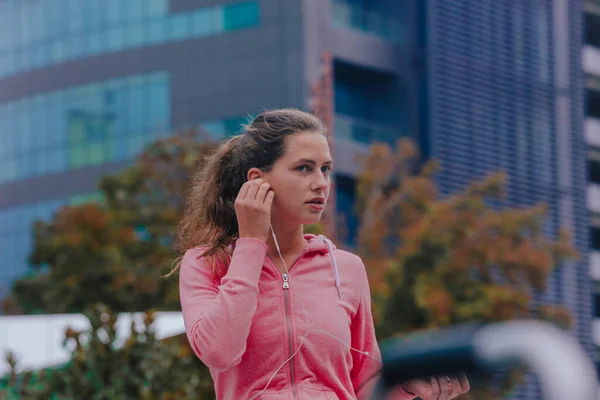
[
  {"xmin": 334, "ymin": 114, "xmax": 399, "ymax": 144},
  {"xmin": 330, "ymin": 0, "xmax": 403, "ymax": 43}
]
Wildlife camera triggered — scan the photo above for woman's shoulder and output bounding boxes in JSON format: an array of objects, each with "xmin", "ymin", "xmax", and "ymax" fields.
[
  {"xmin": 181, "ymin": 246, "xmax": 230, "ymax": 279},
  {"xmin": 331, "ymin": 247, "xmax": 364, "ymax": 264},
  {"xmin": 330, "ymin": 248, "xmax": 368, "ymax": 277},
  {"xmin": 184, "ymin": 246, "xmax": 210, "ymax": 258},
  {"xmin": 179, "ymin": 247, "xmax": 210, "ymax": 272}
]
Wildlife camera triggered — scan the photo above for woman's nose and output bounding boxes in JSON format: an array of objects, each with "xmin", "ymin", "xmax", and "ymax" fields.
[{"xmin": 311, "ymin": 174, "xmax": 329, "ymax": 191}]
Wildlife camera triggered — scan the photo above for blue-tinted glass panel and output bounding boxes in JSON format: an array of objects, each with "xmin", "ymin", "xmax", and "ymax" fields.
[
  {"xmin": 223, "ymin": 1, "xmax": 260, "ymax": 31},
  {"xmin": 146, "ymin": 17, "xmax": 167, "ymax": 44},
  {"xmin": 192, "ymin": 8, "xmax": 220, "ymax": 37},
  {"xmin": 147, "ymin": 0, "xmax": 168, "ymax": 17},
  {"xmin": 169, "ymin": 13, "xmax": 192, "ymax": 41},
  {"xmin": 107, "ymin": 25, "xmax": 125, "ymax": 52},
  {"xmin": 124, "ymin": 21, "xmax": 146, "ymax": 48},
  {"xmin": 0, "ymin": 192, "xmax": 102, "ymax": 292},
  {"xmin": 0, "ymin": 71, "xmax": 171, "ymax": 184},
  {"xmin": 106, "ymin": 0, "xmax": 124, "ymax": 25},
  {"xmin": 124, "ymin": 0, "xmax": 146, "ymax": 21},
  {"xmin": 330, "ymin": 0, "xmax": 405, "ymax": 43},
  {"xmin": 1, "ymin": 1, "xmax": 260, "ymax": 79}
]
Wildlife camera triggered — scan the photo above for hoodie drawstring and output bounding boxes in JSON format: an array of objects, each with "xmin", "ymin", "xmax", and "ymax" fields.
[{"xmin": 319, "ymin": 235, "xmax": 341, "ymax": 298}]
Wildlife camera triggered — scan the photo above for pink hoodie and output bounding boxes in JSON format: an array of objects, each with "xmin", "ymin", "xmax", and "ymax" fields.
[{"xmin": 179, "ymin": 234, "xmax": 416, "ymax": 400}]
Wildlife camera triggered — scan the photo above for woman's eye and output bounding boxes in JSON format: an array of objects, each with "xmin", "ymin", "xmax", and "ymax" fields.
[
  {"xmin": 321, "ymin": 166, "xmax": 331, "ymax": 174},
  {"xmin": 296, "ymin": 165, "xmax": 309, "ymax": 172}
]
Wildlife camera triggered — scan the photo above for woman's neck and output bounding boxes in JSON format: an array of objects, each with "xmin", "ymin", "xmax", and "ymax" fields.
[{"xmin": 266, "ymin": 222, "xmax": 306, "ymax": 259}]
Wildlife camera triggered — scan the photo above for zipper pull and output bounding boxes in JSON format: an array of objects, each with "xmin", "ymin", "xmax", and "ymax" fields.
[{"xmin": 282, "ymin": 273, "xmax": 290, "ymax": 289}]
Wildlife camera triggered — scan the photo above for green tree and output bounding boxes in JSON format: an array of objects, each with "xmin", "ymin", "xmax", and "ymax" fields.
[
  {"xmin": 0, "ymin": 305, "xmax": 213, "ymax": 400},
  {"xmin": 355, "ymin": 138, "xmax": 576, "ymax": 399}
]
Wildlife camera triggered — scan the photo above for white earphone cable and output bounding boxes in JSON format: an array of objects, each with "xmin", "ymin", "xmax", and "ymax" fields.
[{"xmin": 249, "ymin": 226, "xmax": 381, "ymax": 400}]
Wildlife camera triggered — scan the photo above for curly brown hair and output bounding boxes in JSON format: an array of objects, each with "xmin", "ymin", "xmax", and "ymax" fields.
[{"xmin": 169, "ymin": 108, "xmax": 328, "ymax": 277}]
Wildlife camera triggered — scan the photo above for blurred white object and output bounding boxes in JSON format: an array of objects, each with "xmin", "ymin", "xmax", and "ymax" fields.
[
  {"xmin": 0, "ymin": 311, "xmax": 185, "ymax": 375},
  {"xmin": 374, "ymin": 320, "xmax": 598, "ymax": 400},
  {"xmin": 475, "ymin": 320, "xmax": 598, "ymax": 400}
]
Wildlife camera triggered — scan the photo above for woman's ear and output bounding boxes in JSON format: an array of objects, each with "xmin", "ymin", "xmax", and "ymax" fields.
[{"xmin": 247, "ymin": 167, "xmax": 263, "ymax": 181}]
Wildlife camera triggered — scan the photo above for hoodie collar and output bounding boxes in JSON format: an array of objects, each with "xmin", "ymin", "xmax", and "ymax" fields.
[{"xmin": 304, "ymin": 233, "xmax": 336, "ymax": 254}]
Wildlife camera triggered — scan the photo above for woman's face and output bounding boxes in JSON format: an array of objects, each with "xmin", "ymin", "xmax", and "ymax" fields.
[{"xmin": 264, "ymin": 131, "xmax": 332, "ymax": 226}]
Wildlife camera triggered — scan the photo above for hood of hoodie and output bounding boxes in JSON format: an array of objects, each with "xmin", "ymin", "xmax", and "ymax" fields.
[
  {"xmin": 233, "ymin": 233, "xmax": 337, "ymax": 254},
  {"xmin": 303, "ymin": 233, "xmax": 337, "ymax": 253}
]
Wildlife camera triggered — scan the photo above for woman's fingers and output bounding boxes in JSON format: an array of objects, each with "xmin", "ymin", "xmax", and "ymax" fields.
[
  {"xmin": 264, "ymin": 189, "xmax": 275, "ymax": 208},
  {"xmin": 244, "ymin": 178, "xmax": 262, "ymax": 200},
  {"xmin": 458, "ymin": 373, "xmax": 470, "ymax": 393},
  {"xmin": 402, "ymin": 374, "xmax": 471, "ymax": 400},
  {"xmin": 236, "ymin": 179, "xmax": 251, "ymax": 201},
  {"xmin": 436, "ymin": 375, "xmax": 450, "ymax": 399},
  {"xmin": 402, "ymin": 378, "xmax": 435, "ymax": 399},
  {"xmin": 446, "ymin": 375, "xmax": 461, "ymax": 398},
  {"xmin": 255, "ymin": 181, "xmax": 272, "ymax": 202},
  {"xmin": 447, "ymin": 373, "xmax": 470, "ymax": 399}
]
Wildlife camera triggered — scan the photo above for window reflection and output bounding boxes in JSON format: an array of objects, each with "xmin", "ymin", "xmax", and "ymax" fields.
[
  {"xmin": 0, "ymin": 192, "xmax": 103, "ymax": 298},
  {"xmin": 0, "ymin": 1, "xmax": 260, "ymax": 78},
  {"xmin": 0, "ymin": 72, "xmax": 171, "ymax": 184}
]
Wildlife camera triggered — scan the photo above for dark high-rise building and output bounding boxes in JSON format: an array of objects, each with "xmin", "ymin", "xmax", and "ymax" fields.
[{"xmin": 425, "ymin": 1, "xmax": 592, "ymax": 397}]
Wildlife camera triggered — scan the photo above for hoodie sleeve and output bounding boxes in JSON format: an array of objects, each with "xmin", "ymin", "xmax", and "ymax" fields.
[
  {"xmin": 179, "ymin": 238, "xmax": 268, "ymax": 372},
  {"xmin": 351, "ymin": 258, "xmax": 416, "ymax": 400}
]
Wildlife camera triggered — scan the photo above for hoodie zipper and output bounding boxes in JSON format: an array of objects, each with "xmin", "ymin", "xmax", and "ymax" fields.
[
  {"xmin": 282, "ymin": 273, "xmax": 297, "ymax": 400},
  {"xmin": 279, "ymin": 250, "xmax": 306, "ymax": 400}
]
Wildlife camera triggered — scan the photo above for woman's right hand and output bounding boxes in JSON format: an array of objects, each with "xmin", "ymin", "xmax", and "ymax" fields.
[{"xmin": 235, "ymin": 178, "xmax": 275, "ymax": 243}]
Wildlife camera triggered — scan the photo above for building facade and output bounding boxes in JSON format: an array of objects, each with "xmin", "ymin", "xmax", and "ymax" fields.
[
  {"xmin": 0, "ymin": 0, "xmax": 595, "ymax": 397},
  {"xmin": 426, "ymin": 0, "xmax": 593, "ymax": 397}
]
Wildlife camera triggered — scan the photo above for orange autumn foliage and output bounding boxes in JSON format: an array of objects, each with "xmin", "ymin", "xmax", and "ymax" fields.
[{"xmin": 353, "ymin": 138, "xmax": 577, "ymax": 399}]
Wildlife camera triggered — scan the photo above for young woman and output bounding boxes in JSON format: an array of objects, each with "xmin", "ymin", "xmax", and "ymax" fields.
[{"xmin": 176, "ymin": 109, "xmax": 470, "ymax": 399}]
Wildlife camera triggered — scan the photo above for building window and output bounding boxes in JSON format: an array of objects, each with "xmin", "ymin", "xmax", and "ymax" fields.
[
  {"xmin": 585, "ymin": 12, "xmax": 600, "ymax": 48},
  {"xmin": 223, "ymin": 1, "xmax": 260, "ymax": 31},
  {"xmin": 590, "ymin": 227, "xmax": 600, "ymax": 250},
  {"xmin": 0, "ymin": 0, "xmax": 261, "ymax": 79},
  {"xmin": 333, "ymin": 60, "xmax": 409, "ymax": 145},
  {"xmin": 0, "ymin": 192, "xmax": 102, "ymax": 299},
  {"xmin": 588, "ymin": 88, "xmax": 600, "ymax": 119},
  {"xmin": 330, "ymin": 0, "xmax": 406, "ymax": 43},
  {"xmin": 595, "ymin": 281, "xmax": 600, "ymax": 318},
  {"xmin": 589, "ymin": 159, "xmax": 600, "ymax": 184},
  {"xmin": 335, "ymin": 174, "xmax": 359, "ymax": 247},
  {"xmin": 0, "ymin": 72, "xmax": 171, "ymax": 184}
]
